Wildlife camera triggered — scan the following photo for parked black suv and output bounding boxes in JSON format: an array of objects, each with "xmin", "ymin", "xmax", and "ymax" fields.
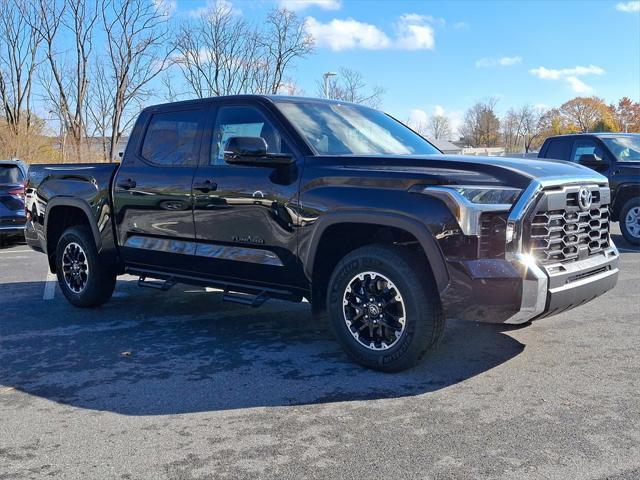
[
  {"xmin": 25, "ymin": 96, "xmax": 619, "ymax": 371},
  {"xmin": 538, "ymin": 133, "xmax": 640, "ymax": 244},
  {"xmin": 0, "ymin": 159, "xmax": 28, "ymax": 244}
]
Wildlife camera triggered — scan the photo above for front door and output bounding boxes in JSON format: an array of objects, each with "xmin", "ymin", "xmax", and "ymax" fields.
[
  {"xmin": 571, "ymin": 137, "xmax": 613, "ymax": 175},
  {"xmin": 191, "ymin": 103, "xmax": 302, "ymax": 288},
  {"xmin": 112, "ymin": 105, "xmax": 207, "ymax": 271}
]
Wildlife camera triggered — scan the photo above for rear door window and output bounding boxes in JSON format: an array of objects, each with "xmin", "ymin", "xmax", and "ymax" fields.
[
  {"xmin": 0, "ymin": 165, "xmax": 24, "ymax": 183},
  {"xmin": 543, "ymin": 138, "xmax": 572, "ymax": 160},
  {"xmin": 141, "ymin": 109, "xmax": 206, "ymax": 166}
]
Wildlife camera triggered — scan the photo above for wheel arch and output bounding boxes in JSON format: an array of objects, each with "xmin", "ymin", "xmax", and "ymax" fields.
[
  {"xmin": 304, "ymin": 211, "xmax": 450, "ymax": 301},
  {"xmin": 44, "ymin": 198, "xmax": 102, "ymax": 272}
]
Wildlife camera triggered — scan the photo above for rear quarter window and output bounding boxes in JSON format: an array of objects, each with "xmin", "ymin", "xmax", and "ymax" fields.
[
  {"xmin": 0, "ymin": 165, "xmax": 24, "ymax": 183},
  {"xmin": 542, "ymin": 138, "xmax": 573, "ymax": 160}
]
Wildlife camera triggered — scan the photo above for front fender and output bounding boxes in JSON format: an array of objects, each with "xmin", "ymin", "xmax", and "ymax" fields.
[{"xmin": 302, "ymin": 210, "xmax": 450, "ymax": 294}]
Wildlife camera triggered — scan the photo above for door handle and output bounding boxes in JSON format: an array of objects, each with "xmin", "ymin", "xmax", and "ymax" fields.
[
  {"xmin": 117, "ymin": 178, "xmax": 136, "ymax": 190},
  {"xmin": 193, "ymin": 180, "xmax": 217, "ymax": 193}
]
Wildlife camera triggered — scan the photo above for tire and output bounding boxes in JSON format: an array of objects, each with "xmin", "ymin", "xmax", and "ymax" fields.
[
  {"xmin": 620, "ymin": 198, "xmax": 640, "ymax": 246},
  {"xmin": 326, "ymin": 244, "xmax": 445, "ymax": 372},
  {"xmin": 55, "ymin": 226, "xmax": 116, "ymax": 307}
]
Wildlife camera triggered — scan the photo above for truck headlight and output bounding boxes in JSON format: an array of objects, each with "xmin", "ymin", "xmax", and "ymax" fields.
[
  {"xmin": 412, "ymin": 185, "xmax": 522, "ymax": 237},
  {"xmin": 447, "ymin": 186, "xmax": 521, "ymax": 205}
]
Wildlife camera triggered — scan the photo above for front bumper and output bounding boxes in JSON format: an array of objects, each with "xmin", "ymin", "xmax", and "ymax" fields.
[
  {"xmin": 505, "ymin": 245, "xmax": 619, "ymax": 323},
  {"xmin": 441, "ymin": 245, "xmax": 619, "ymax": 324}
]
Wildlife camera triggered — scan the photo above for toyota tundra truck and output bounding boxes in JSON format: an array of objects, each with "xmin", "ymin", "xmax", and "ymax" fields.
[{"xmin": 24, "ymin": 95, "xmax": 619, "ymax": 371}]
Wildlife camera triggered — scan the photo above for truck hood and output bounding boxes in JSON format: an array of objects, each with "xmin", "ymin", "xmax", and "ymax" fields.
[{"xmin": 334, "ymin": 154, "xmax": 607, "ymax": 189}]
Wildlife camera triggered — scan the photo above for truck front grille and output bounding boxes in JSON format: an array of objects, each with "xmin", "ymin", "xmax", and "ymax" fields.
[{"xmin": 529, "ymin": 185, "xmax": 611, "ymax": 264}]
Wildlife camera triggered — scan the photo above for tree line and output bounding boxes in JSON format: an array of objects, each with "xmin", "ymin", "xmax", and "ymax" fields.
[
  {"xmin": 0, "ymin": 0, "xmax": 314, "ymax": 163},
  {"xmin": 0, "ymin": 0, "xmax": 637, "ymax": 163},
  {"xmin": 456, "ymin": 96, "xmax": 640, "ymax": 153}
]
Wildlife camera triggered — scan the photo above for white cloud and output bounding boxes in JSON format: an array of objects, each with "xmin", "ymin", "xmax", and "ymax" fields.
[
  {"xmin": 453, "ymin": 21, "xmax": 469, "ymax": 29},
  {"xmin": 407, "ymin": 108, "xmax": 429, "ymax": 127},
  {"xmin": 529, "ymin": 65, "xmax": 604, "ymax": 79},
  {"xmin": 434, "ymin": 105, "xmax": 445, "ymax": 116},
  {"xmin": 400, "ymin": 13, "xmax": 445, "ymax": 26},
  {"xmin": 280, "ymin": 0, "xmax": 341, "ymax": 11},
  {"xmin": 396, "ymin": 14, "xmax": 435, "ymax": 50},
  {"xmin": 616, "ymin": 1, "xmax": 640, "ymax": 12},
  {"xmin": 475, "ymin": 56, "xmax": 522, "ymax": 68},
  {"xmin": 529, "ymin": 64, "xmax": 604, "ymax": 93},
  {"xmin": 306, "ymin": 13, "xmax": 438, "ymax": 51},
  {"xmin": 565, "ymin": 76, "xmax": 593, "ymax": 94},
  {"xmin": 305, "ymin": 17, "xmax": 390, "ymax": 50}
]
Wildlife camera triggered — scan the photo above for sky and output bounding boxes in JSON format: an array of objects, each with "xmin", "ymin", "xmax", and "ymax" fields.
[{"xmin": 163, "ymin": 0, "xmax": 640, "ymax": 135}]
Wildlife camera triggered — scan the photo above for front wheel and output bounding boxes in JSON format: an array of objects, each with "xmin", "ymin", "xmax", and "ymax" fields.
[
  {"xmin": 620, "ymin": 198, "xmax": 640, "ymax": 246},
  {"xmin": 326, "ymin": 244, "xmax": 445, "ymax": 372},
  {"xmin": 55, "ymin": 226, "xmax": 116, "ymax": 307}
]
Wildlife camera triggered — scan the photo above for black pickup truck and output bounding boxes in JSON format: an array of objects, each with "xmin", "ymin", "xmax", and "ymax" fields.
[
  {"xmin": 25, "ymin": 95, "xmax": 620, "ymax": 371},
  {"xmin": 538, "ymin": 133, "xmax": 640, "ymax": 245}
]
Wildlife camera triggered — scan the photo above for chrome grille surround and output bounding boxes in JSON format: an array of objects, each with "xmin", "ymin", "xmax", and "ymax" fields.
[
  {"xmin": 528, "ymin": 184, "xmax": 611, "ymax": 265},
  {"xmin": 503, "ymin": 175, "xmax": 617, "ymax": 324}
]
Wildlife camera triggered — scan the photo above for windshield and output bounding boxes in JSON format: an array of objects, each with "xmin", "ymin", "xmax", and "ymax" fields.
[
  {"xmin": 275, "ymin": 100, "xmax": 440, "ymax": 156},
  {"xmin": 0, "ymin": 165, "xmax": 23, "ymax": 183},
  {"xmin": 601, "ymin": 136, "xmax": 640, "ymax": 162}
]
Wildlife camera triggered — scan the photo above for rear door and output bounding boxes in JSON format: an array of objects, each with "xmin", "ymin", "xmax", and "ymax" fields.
[
  {"xmin": 112, "ymin": 104, "xmax": 208, "ymax": 272},
  {"xmin": 540, "ymin": 137, "xmax": 573, "ymax": 161},
  {"xmin": 190, "ymin": 102, "xmax": 303, "ymax": 287}
]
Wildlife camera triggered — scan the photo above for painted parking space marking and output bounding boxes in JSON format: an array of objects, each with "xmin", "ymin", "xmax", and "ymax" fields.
[{"xmin": 43, "ymin": 271, "xmax": 57, "ymax": 300}]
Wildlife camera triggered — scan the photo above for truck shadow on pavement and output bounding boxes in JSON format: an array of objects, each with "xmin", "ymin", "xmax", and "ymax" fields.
[{"xmin": 0, "ymin": 279, "xmax": 525, "ymax": 415}]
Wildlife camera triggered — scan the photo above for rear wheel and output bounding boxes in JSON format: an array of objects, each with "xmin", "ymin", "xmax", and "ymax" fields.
[
  {"xmin": 620, "ymin": 198, "xmax": 640, "ymax": 246},
  {"xmin": 326, "ymin": 244, "xmax": 445, "ymax": 372},
  {"xmin": 55, "ymin": 226, "xmax": 116, "ymax": 307}
]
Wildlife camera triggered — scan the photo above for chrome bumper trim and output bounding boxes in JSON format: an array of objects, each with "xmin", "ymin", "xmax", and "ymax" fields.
[{"xmin": 505, "ymin": 253, "xmax": 548, "ymax": 324}]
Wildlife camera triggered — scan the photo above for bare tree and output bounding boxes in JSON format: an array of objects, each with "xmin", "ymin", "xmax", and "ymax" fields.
[
  {"xmin": 85, "ymin": 59, "xmax": 114, "ymax": 160},
  {"xmin": 28, "ymin": 0, "xmax": 99, "ymax": 161},
  {"xmin": 173, "ymin": 3, "xmax": 311, "ymax": 99},
  {"xmin": 99, "ymin": 0, "xmax": 172, "ymax": 161},
  {"xmin": 319, "ymin": 68, "xmax": 384, "ymax": 107},
  {"xmin": 261, "ymin": 8, "xmax": 313, "ymax": 94},
  {"xmin": 173, "ymin": 1, "xmax": 263, "ymax": 98},
  {"xmin": 0, "ymin": 0, "xmax": 42, "ymax": 155},
  {"xmin": 518, "ymin": 105, "xmax": 544, "ymax": 153},
  {"xmin": 177, "ymin": 3, "xmax": 254, "ymax": 96},
  {"xmin": 427, "ymin": 114, "xmax": 451, "ymax": 140},
  {"xmin": 501, "ymin": 108, "xmax": 521, "ymax": 152}
]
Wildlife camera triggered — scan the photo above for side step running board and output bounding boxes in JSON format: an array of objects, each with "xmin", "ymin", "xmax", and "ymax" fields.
[
  {"xmin": 138, "ymin": 276, "xmax": 176, "ymax": 291},
  {"xmin": 222, "ymin": 288, "xmax": 269, "ymax": 308}
]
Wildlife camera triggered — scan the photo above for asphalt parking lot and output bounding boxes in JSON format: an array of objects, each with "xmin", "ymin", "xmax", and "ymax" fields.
[{"xmin": 1, "ymin": 226, "xmax": 639, "ymax": 480}]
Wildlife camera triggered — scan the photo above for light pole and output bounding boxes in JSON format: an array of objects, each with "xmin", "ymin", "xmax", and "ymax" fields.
[{"xmin": 323, "ymin": 71, "xmax": 337, "ymax": 99}]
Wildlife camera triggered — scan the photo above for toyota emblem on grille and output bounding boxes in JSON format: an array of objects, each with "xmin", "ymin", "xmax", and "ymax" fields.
[{"xmin": 578, "ymin": 187, "xmax": 593, "ymax": 211}]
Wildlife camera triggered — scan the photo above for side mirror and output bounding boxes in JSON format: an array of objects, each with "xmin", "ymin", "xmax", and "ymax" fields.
[{"xmin": 224, "ymin": 136, "xmax": 294, "ymax": 168}]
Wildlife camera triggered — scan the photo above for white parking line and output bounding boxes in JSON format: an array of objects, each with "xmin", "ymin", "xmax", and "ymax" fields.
[
  {"xmin": 0, "ymin": 249, "xmax": 32, "ymax": 254},
  {"xmin": 43, "ymin": 271, "xmax": 57, "ymax": 300}
]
